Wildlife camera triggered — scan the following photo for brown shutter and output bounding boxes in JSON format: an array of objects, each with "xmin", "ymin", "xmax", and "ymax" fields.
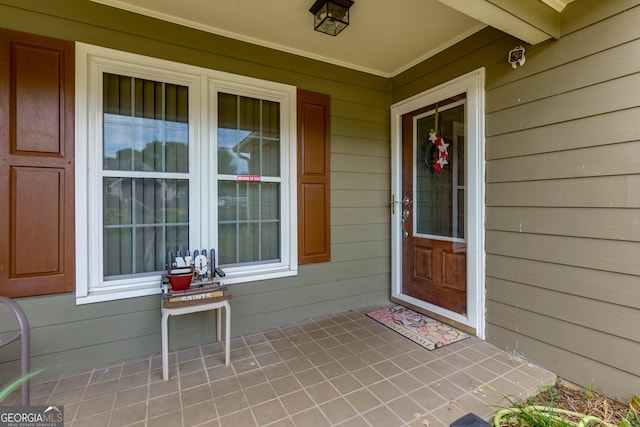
[
  {"xmin": 0, "ymin": 29, "xmax": 75, "ymax": 297},
  {"xmin": 297, "ymin": 89, "xmax": 331, "ymax": 264}
]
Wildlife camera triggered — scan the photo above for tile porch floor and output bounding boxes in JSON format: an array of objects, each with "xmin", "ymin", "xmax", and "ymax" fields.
[{"xmin": 14, "ymin": 305, "xmax": 555, "ymax": 427}]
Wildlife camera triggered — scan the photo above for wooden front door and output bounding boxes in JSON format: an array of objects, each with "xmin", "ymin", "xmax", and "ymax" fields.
[{"xmin": 401, "ymin": 95, "xmax": 467, "ymax": 314}]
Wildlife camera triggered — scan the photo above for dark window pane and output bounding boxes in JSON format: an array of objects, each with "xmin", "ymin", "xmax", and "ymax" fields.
[
  {"xmin": 102, "ymin": 73, "xmax": 190, "ymax": 279},
  {"xmin": 217, "ymin": 93, "xmax": 280, "ymax": 177},
  {"xmin": 415, "ymin": 101, "xmax": 465, "ymax": 239},
  {"xmin": 217, "ymin": 181, "xmax": 280, "ymax": 266},
  {"xmin": 103, "ymin": 177, "xmax": 189, "ymax": 278},
  {"xmin": 103, "ymin": 74, "xmax": 188, "ymax": 173}
]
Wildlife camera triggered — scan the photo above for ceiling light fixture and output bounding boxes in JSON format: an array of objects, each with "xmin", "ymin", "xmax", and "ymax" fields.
[{"xmin": 309, "ymin": 0, "xmax": 354, "ymax": 36}]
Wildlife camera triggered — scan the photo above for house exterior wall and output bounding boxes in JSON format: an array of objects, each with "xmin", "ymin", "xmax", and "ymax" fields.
[
  {"xmin": 0, "ymin": 0, "xmax": 392, "ymax": 381},
  {"xmin": 1, "ymin": 0, "xmax": 638, "ymax": 402},
  {"xmin": 394, "ymin": 0, "xmax": 640, "ymax": 400}
]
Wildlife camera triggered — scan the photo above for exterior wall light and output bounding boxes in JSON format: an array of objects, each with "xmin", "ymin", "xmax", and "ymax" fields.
[
  {"xmin": 309, "ymin": 0, "xmax": 354, "ymax": 36},
  {"xmin": 508, "ymin": 45, "xmax": 526, "ymax": 68}
]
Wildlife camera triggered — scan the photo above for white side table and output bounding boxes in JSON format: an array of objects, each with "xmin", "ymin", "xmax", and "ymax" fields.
[{"xmin": 161, "ymin": 297, "xmax": 231, "ymax": 381}]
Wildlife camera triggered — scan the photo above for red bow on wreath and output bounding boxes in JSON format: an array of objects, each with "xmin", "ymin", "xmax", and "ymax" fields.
[
  {"xmin": 425, "ymin": 104, "xmax": 449, "ymax": 175},
  {"xmin": 427, "ymin": 131, "xmax": 449, "ymax": 174}
]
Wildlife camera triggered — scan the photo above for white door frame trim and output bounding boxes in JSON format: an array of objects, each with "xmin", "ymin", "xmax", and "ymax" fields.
[{"xmin": 390, "ymin": 68, "xmax": 486, "ymax": 338}]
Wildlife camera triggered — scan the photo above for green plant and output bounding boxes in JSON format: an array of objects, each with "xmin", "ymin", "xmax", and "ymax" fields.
[
  {"xmin": 0, "ymin": 368, "xmax": 46, "ymax": 403},
  {"xmin": 494, "ymin": 405, "xmax": 616, "ymax": 427},
  {"xmin": 619, "ymin": 396, "xmax": 640, "ymax": 427},
  {"xmin": 524, "ymin": 379, "xmax": 572, "ymax": 408},
  {"xmin": 488, "ymin": 384, "xmax": 617, "ymax": 427},
  {"xmin": 621, "ymin": 411, "xmax": 640, "ymax": 427},
  {"xmin": 581, "ymin": 380, "xmax": 595, "ymax": 401}
]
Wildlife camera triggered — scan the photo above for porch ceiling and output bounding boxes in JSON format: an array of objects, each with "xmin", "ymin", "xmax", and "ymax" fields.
[{"xmin": 90, "ymin": 0, "xmax": 574, "ymax": 77}]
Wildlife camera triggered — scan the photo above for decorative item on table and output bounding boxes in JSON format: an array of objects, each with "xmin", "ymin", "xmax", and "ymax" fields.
[
  {"xmin": 164, "ymin": 284, "xmax": 229, "ymax": 304},
  {"xmin": 167, "ymin": 249, "xmax": 216, "ymax": 281},
  {"xmin": 164, "ymin": 248, "xmax": 227, "ymax": 292},
  {"xmin": 167, "ymin": 266, "xmax": 194, "ymax": 291},
  {"xmin": 162, "ymin": 248, "xmax": 230, "ymax": 307}
]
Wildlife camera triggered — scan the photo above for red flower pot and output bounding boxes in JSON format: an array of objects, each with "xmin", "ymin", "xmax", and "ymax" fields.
[{"xmin": 168, "ymin": 268, "xmax": 193, "ymax": 291}]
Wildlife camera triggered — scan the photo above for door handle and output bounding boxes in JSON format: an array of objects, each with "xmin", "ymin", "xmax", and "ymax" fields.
[{"xmin": 402, "ymin": 208, "xmax": 410, "ymax": 237}]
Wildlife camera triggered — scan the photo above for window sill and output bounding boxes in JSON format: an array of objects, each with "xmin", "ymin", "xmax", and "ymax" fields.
[
  {"xmin": 76, "ymin": 278, "xmax": 161, "ymax": 305},
  {"xmin": 222, "ymin": 265, "xmax": 298, "ymax": 285},
  {"xmin": 76, "ymin": 266, "xmax": 297, "ymax": 305}
]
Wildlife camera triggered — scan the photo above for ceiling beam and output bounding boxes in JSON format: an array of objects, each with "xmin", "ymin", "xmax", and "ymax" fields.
[
  {"xmin": 539, "ymin": 0, "xmax": 574, "ymax": 13},
  {"xmin": 436, "ymin": 0, "xmax": 561, "ymax": 45}
]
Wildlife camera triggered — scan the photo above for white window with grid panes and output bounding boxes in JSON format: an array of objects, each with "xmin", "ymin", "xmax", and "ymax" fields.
[{"xmin": 76, "ymin": 43, "xmax": 297, "ymax": 304}]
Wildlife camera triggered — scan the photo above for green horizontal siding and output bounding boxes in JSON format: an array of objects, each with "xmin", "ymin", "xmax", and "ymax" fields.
[
  {"xmin": 483, "ymin": 0, "xmax": 640, "ymax": 401},
  {"xmin": 391, "ymin": 0, "xmax": 640, "ymax": 401}
]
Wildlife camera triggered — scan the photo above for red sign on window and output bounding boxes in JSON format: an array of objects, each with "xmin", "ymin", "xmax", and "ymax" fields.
[{"xmin": 237, "ymin": 175, "xmax": 261, "ymax": 182}]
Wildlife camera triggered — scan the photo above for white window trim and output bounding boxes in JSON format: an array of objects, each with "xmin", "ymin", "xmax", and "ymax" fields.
[{"xmin": 76, "ymin": 43, "xmax": 297, "ymax": 304}]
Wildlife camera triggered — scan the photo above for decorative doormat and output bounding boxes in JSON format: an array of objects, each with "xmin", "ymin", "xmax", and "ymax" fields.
[{"xmin": 366, "ymin": 305, "xmax": 469, "ymax": 350}]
